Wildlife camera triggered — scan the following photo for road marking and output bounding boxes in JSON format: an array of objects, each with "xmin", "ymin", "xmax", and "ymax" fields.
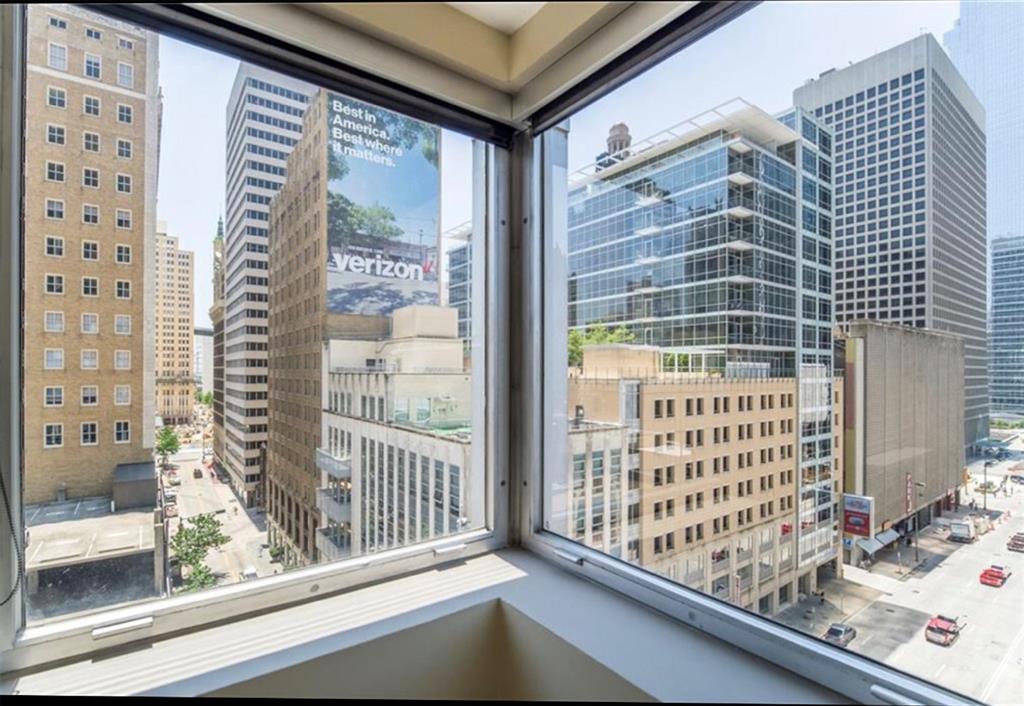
[{"xmin": 934, "ymin": 663, "xmax": 946, "ymax": 678}]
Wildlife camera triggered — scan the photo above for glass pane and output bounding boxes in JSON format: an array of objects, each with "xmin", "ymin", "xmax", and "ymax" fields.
[
  {"xmin": 22, "ymin": 4, "xmax": 485, "ymax": 624},
  {"xmin": 542, "ymin": 2, "xmax": 1019, "ymax": 703}
]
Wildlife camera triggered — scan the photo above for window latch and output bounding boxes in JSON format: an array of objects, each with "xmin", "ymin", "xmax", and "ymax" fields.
[{"xmin": 553, "ymin": 549, "xmax": 585, "ymax": 566}]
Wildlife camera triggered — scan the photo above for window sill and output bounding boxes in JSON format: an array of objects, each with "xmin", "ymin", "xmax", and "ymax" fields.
[{"xmin": 0, "ymin": 548, "xmax": 847, "ymax": 701}]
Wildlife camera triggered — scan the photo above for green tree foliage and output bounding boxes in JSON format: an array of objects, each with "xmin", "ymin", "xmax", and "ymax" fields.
[
  {"xmin": 170, "ymin": 513, "xmax": 229, "ymax": 592},
  {"xmin": 155, "ymin": 426, "xmax": 181, "ymax": 468},
  {"xmin": 568, "ymin": 324, "xmax": 636, "ymax": 367},
  {"xmin": 662, "ymin": 352, "xmax": 691, "ymax": 371}
]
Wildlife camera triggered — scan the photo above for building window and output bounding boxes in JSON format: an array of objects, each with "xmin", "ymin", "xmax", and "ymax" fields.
[
  {"xmin": 45, "ymin": 161, "xmax": 64, "ymax": 182},
  {"xmin": 44, "ymin": 386, "xmax": 63, "ymax": 407},
  {"xmin": 44, "ymin": 423, "xmax": 63, "ymax": 448},
  {"xmin": 44, "ymin": 311, "xmax": 64, "ymax": 332},
  {"xmin": 117, "ymin": 139, "xmax": 132, "ymax": 159},
  {"xmin": 46, "ymin": 123, "xmax": 65, "ymax": 145},
  {"xmin": 81, "ymin": 422, "xmax": 98, "ymax": 446},
  {"xmin": 45, "ymin": 199, "xmax": 64, "ymax": 221},
  {"xmin": 48, "ymin": 15, "xmax": 67, "ymax": 29},
  {"xmin": 83, "ymin": 95, "xmax": 101, "ymax": 116},
  {"xmin": 116, "ymin": 173, "xmax": 132, "ymax": 193},
  {"xmin": 115, "ymin": 280, "xmax": 131, "ymax": 299},
  {"xmin": 84, "ymin": 53, "xmax": 101, "ymax": 79},
  {"xmin": 85, "ymin": 26, "xmax": 102, "ymax": 40},
  {"xmin": 117, "ymin": 103, "xmax": 133, "ymax": 124},
  {"xmin": 114, "ymin": 385, "xmax": 131, "ymax": 406},
  {"xmin": 45, "ymin": 236, "xmax": 63, "ymax": 257},
  {"xmin": 80, "ymin": 349, "xmax": 98, "ymax": 370},
  {"xmin": 47, "ymin": 42, "xmax": 67, "ymax": 71},
  {"xmin": 118, "ymin": 36, "xmax": 134, "ymax": 50},
  {"xmin": 117, "ymin": 62, "xmax": 134, "ymax": 88},
  {"xmin": 81, "ymin": 386, "xmax": 98, "ymax": 406},
  {"xmin": 45, "ymin": 273, "xmax": 64, "ymax": 294},
  {"xmin": 83, "ymin": 131, "xmax": 100, "ymax": 152},
  {"xmin": 116, "ymin": 209, "xmax": 132, "ymax": 230},
  {"xmin": 114, "ymin": 350, "xmax": 131, "ymax": 370},
  {"xmin": 115, "ymin": 420, "xmax": 131, "ymax": 444},
  {"xmin": 114, "ymin": 314, "xmax": 131, "ymax": 335},
  {"xmin": 82, "ymin": 204, "xmax": 99, "ymax": 225},
  {"xmin": 47, "ymin": 86, "xmax": 66, "ymax": 108},
  {"xmin": 116, "ymin": 244, "xmax": 132, "ymax": 263},
  {"xmin": 82, "ymin": 241, "xmax": 98, "ymax": 260},
  {"xmin": 81, "ymin": 313, "xmax": 99, "ymax": 334},
  {"xmin": 82, "ymin": 277, "xmax": 98, "ymax": 297},
  {"xmin": 82, "ymin": 167, "xmax": 99, "ymax": 188},
  {"xmin": 43, "ymin": 348, "xmax": 64, "ymax": 370}
]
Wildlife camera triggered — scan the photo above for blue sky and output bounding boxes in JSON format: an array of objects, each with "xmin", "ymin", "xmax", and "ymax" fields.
[{"xmin": 158, "ymin": 1, "xmax": 962, "ymax": 327}]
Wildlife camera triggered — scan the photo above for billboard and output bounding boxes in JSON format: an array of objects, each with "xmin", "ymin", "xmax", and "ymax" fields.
[
  {"xmin": 842, "ymin": 493, "xmax": 874, "ymax": 537},
  {"xmin": 325, "ymin": 93, "xmax": 441, "ymax": 316}
]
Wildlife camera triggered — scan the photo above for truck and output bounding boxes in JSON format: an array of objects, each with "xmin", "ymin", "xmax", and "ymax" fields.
[{"xmin": 948, "ymin": 520, "xmax": 977, "ymax": 543}]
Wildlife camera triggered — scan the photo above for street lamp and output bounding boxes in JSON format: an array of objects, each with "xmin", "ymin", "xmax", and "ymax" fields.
[{"xmin": 914, "ymin": 481, "xmax": 926, "ymax": 563}]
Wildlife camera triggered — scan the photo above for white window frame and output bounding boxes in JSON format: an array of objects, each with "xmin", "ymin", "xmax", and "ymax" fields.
[
  {"xmin": 117, "ymin": 36, "xmax": 134, "ymax": 50},
  {"xmin": 80, "ymin": 421, "xmax": 99, "ymax": 447},
  {"xmin": 82, "ymin": 167, "xmax": 99, "ymax": 188},
  {"xmin": 80, "ymin": 312, "xmax": 99, "ymax": 334},
  {"xmin": 84, "ymin": 26, "xmax": 102, "ymax": 40},
  {"xmin": 117, "ymin": 102, "xmax": 133, "ymax": 124},
  {"xmin": 81, "ymin": 276, "xmax": 98, "ymax": 298},
  {"xmin": 116, "ymin": 172, "xmax": 132, "ymax": 194},
  {"xmin": 48, "ymin": 15, "xmax": 67, "ymax": 30},
  {"xmin": 43, "ymin": 423, "xmax": 64, "ymax": 449},
  {"xmin": 83, "ymin": 52, "xmax": 101, "ymax": 80},
  {"xmin": 80, "ymin": 348, "xmax": 99, "ymax": 370},
  {"xmin": 43, "ymin": 386, "xmax": 64, "ymax": 408},
  {"xmin": 116, "ymin": 138, "xmax": 132, "ymax": 160},
  {"xmin": 114, "ymin": 385, "xmax": 131, "ymax": 406},
  {"xmin": 43, "ymin": 348, "xmax": 64, "ymax": 370},
  {"xmin": 44, "ymin": 235, "xmax": 63, "ymax": 258},
  {"xmin": 114, "ymin": 314, "xmax": 131, "ymax": 334},
  {"xmin": 45, "ymin": 123, "xmax": 65, "ymax": 145},
  {"xmin": 44, "ymin": 198, "xmax": 64, "ymax": 221},
  {"xmin": 43, "ymin": 310, "xmax": 64, "ymax": 333},
  {"xmin": 114, "ymin": 420, "xmax": 130, "ymax": 444},
  {"xmin": 44, "ymin": 273, "xmax": 64, "ymax": 295},
  {"xmin": 83, "ymin": 131, "xmax": 100, "ymax": 152},
  {"xmin": 116, "ymin": 61, "xmax": 134, "ymax": 89},
  {"xmin": 47, "ymin": 41, "xmax": 67, "ymax": 71},
  {"xmin": 83, "ymin": 94, "xmax": 100, "ymax": 117},
  {"xmin": 115, "ymin": 209, "xmax": 132, "ymax": 230},
  {"xmin": 82, "ymin": 203, "xmax": 99, "ymax": 225},
  {"xmin": 46, "ymin": 85, "xmax": 66, "ymax": 108},
  {"xmin": 115, "ymin": 244, "xmax": 132, "ymax": 264},
  {"xmin": 114, "ymin": 349, "xmax": 131, "ymax": 370},
  {"xmin": 115, "ymin": 279, "xmax": 131, "ymax": 300},
  {"xmin": 44, "ymin": 160, "xmax": 64, "ymax": 183},
  {"xmin": 81, "ymin": 240, "xmax": 99, "ymax": 261},
  {"xmin": 81, "ymin": 385, "xmax": 99, "ymax": 407}
]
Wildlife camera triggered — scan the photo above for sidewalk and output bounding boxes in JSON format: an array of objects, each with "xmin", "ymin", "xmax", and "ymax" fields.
[{"xmin": 776, "ymin": 576, "xmax": 883, "ymax": 634}]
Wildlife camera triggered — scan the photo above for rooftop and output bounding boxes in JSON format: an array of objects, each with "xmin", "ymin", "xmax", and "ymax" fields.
[{"xmin": 24, "ymin": 498, "xmax": 157, "ymax": 570}]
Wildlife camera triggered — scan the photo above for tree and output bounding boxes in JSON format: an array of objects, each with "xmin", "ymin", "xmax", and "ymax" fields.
[
  {"xmin": 568, "ymin": 324, "xmax": 636, "ymax": 367},
  {"xmin": 202, "ymin": 391, "xmax": 213, "ymax": 406},
  {"xmin": 170, "ymin": 513, "xmax": 229, "ymax": 592},
  {"xmin": 156, "ymin": 426, "xmax": 181, "ymax": 468}
]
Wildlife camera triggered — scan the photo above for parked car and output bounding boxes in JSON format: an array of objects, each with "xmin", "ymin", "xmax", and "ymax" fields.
[
  {"xmin": 1010, "ymin": 474, "xmax": 1024, "ymax": 485},
  {"xmin": 925, "ymin": 615, "xmax": 962, "ymax": 646},
  {"xmin": 167, "ymin": 474, "xmax": 181, "ymax": 486},
  {"xmin": 980, "ymin": 565, "xmax": 1012, "ymax": 587},
  {"xmin": 1008, "ymin": 538, "xmax": 1024, "ymax": 553},
  {"xmin": 822, "ymin": 623, "xmax": 857, "ymax": 647}
]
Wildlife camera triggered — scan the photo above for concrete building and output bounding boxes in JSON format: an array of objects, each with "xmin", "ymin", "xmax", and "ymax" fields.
[
  {"xmin": 794, "ymin": 34, "xmax": 988, "ymax": 451},
  {"xmin": 558, "ymin": 345, "xmax": 844, "ymax": 616},
  {"xmin": 221, "ymin": 63, "xmax": 314, "ymax": 508},
  {"xmin": 838, "ymin": 320, "xmax": 965, "ymax": 566},
  {"xmin": 316, "ymin": 306, "xmax": 478, "ymax": 562},
  {"xmin": 210, "ymin": 220, "xmax": 227, "ymax": 485},
  {"xmin": 155, "ymin": 224, "xmax": 195, "ymax": 425},
  {"xmin": 23, "ymin": 4, "xmax": 159, "ymax": 504},
  {"xmin": 988, "ymin": 235, "xmax": 1024, "ymax": 414},
  {"xmin": 194, "ymin": 326, "xmax": 214, "ymax": 393}
]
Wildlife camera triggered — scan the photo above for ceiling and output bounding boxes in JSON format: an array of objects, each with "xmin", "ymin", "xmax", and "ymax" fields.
[{"xmin": 446, "ymin": 2, "xmax": 546, "ymax": 35}]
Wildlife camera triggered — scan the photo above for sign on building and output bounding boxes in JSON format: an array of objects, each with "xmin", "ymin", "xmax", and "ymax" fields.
[
  {"xmin": 325, "ymin": 93, "xmax": 441, "ymax": 316},
  {"xmin": 842, "ymin": 493, "xmax": 873, "ymax": 537}
]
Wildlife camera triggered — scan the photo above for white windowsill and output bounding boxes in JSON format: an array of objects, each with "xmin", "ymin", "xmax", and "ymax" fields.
[{"xmin": 0, "ymin": 549, "xmax": 848, "ymax": 701}]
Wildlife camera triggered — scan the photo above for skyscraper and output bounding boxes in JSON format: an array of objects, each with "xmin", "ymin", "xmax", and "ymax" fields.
[
  {"xmin": 210, "ymin": 217, "xmax": 226, "ymax": 479},
  {"xmin": 221, "ymin": 64, "xmax": 314, "ymax": 507},
  {"xmin": 793, "ymin": 33, "xmax": 988, "ymax": 449},
  {"xmin": 155, "ymin": 223, "xmax": 195, "ymax": 425},
  {"xmin": 23, "ymin": 4, "xmax": 159, "ymax": 503},
  {"xmin": 990, "ymin": 235, "xmax": 1024, "ymax": 413}
]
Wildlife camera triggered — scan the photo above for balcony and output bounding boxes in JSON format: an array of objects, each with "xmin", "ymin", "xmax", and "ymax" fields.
[
  {"xmin": 758, "ymin": 563, "xmax": 774, "ymax": 583},
  {"xmin": 317, "ymin": 488, "xmax": 352, "ymax": 524},
  {"xmin": 710, "ymin": 556, "xmax": 730, "ymax": 574},
  {"xmin": 780, "ymin": 556, "xmax": 793, "ymax": 572},
  {"xmin": 713, "ymin": 585, "xmax": 730, "ymax": 601},
  {"xmin": 684, "ymin": 568, "xmax": 704, "ymax": 586},
  {"xmin": 315, "ymin": 526, "xmax": 353, "ymax": 563},
  {"xmin": 759, "ymin": 538, "xmax": 773, "ymax": 553},
  {"xmin": 735, "ymin": 547, "xmax": 753, "ymax": 565},
  {"xmin": 738, "ymin": 574, "xmax": 753, "ymax": 592},
  {"xmin": 316, "ymin": 448, "xmax": 351, "ymax": 480}
]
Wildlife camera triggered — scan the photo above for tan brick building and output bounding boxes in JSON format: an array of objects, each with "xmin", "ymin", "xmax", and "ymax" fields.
[
  {"xmin": 564, "ymin": 345, "xmax": 844, "ymax": 615},
  {"xmin": 155, "ymin": 224, "xmax": 194, "ymax": 425},
  {"xmin": 23, "ymin": 5, "xmax": 159, "ymax": 504}
]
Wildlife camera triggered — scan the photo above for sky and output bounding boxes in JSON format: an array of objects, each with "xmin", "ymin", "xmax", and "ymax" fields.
[{"xmin": 157, "ymin": 1, "xmax": 962, "ymax": 328}]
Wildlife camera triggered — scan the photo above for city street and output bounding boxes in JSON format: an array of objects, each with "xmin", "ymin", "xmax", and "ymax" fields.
[
  {"xmin": 164, "ymin": 444, "xmax": 277, "ymax": 588},
  {"xmin": 779, "ymin": 434, "xmax": 1024, "ymax": 704}
]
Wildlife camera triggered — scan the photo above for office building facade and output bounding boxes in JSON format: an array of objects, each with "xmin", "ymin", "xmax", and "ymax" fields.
[
  {"xmin": 794, "ymin": 34, "xmax": 988, "ymax": 449},
  {"xmin": 155, "ymin": 225, "xmax": 194, "ymax": 425},
  {"xmin": 222, "ymin": 64, "xmax": 314, "ymax": 506},
  {"xmin": 989, "ymin": 236, "xmax": 1024, "ymax": 413},
  {"xmin": 23, "ymin": 4, "xmax": 159, "ymax": 503},
  {"xmin": 210, "ymin": 221, "xmax": 227, "ymax": 482},
  {"xmin": 194, "ymin": 326, "xmax": 213, "ymax": 393}
]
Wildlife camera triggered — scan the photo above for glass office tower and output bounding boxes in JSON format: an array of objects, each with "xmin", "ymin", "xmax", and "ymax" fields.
[{"xmin": 990, "ymin": 235, "xmax": 1024, "ymax": 413}]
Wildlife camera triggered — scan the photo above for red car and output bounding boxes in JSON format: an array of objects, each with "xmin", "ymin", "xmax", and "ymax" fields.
[
  {"xmin": 925, "ymin": 615, "xmax": 962, "ymax": 646},
  {"xmin": 980, "ymin": 565, "xmax": 1012, "ymax": 587}
]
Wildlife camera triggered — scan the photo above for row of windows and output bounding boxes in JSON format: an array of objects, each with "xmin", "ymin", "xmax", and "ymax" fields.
[
  {"xmin": 42, "ymin": 384, "xmax": 132, "ymax": 407},
  {"xmin": 42, "ymin": 420, "xmax": 131, "ymax": 448},
  {"xmin": 42, "ymin": 348, "xmax": 132, "ymax": 370},
  {"xmin": 45, "ymin": 162, "xmax": 133, "ymax": 191},
  {"xmin": 44, "ymin": 237, "xmax": 131, "ymax": 262},
  {"xmin": 43, "ymin": 199, "xmax": 133, "ymax": 228},
  {"xmin": 43, "ymin": 273, "xmax": 132, "ymax": 298},
  {"xmin": 46, "ymin": 42, "xmax": 135, "ymax": 88},
  {"xmin": 45, "ymin": 123, "xmax": 134, "ymax": 151},
  {"xmin": 43, "ymin": 310, "xmax": 132, "ymax": 334},
  {"xmin": 46, "ymin": 14, "xmax": 135, "ymax": 50}
]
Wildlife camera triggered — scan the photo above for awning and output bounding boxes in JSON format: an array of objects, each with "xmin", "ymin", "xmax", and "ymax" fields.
[
  {"xmin": 856, "ymin": 537, "xmax": 885, "ymax": 555},
  {"xmin": 876, "ymin": 528, "xmax": 902, "ymax": 547}
]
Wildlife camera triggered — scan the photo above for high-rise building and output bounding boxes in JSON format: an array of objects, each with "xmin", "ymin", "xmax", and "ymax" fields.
[
  {"xmin": 563, "ymin": 100, "xmax": 841, "ymax": 588},
  {"xmin": 945, "ymin": 1, "xmax": 1024, "ymax": 243},
  {"xmin": 561, "ymin": 344, "xmax": 844, "ymax": 615},
  {"xmin": 221, "ymin": 64, "xmax": 314, "ymax": 507},
  {"xmin": 155, "ymin": 224, "xmax": 194, "ymax": 425},
  {"xmin": 793, "ymin": 34, "xmax": 988, "ymax": 450},
  {"xmin": 444, "ymin": 221, "xmax": 473, "ymax": 349},
  {"xmin": 989, "ymin": 235, "xmax": 1024, "ymax": 413},
  {"xmin": 210, "ymin": 219, "xmax": 227, "ymax": 482},
  {"xmin": 194, "ymin": 326, "xmax": 213, "ymax": 393},
  {"xmin": 23, "ymin": 4, "xmax": 159, "ymax": 504}
]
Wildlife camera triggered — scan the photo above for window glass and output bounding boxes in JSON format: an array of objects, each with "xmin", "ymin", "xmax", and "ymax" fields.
[
  {"xmin": 20, "ymin": 4, "xmax": 487, "ymax": 626},
  {"xmin": 541, "ymin": 2, "xmax": 1009, "ymax": 703}
]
